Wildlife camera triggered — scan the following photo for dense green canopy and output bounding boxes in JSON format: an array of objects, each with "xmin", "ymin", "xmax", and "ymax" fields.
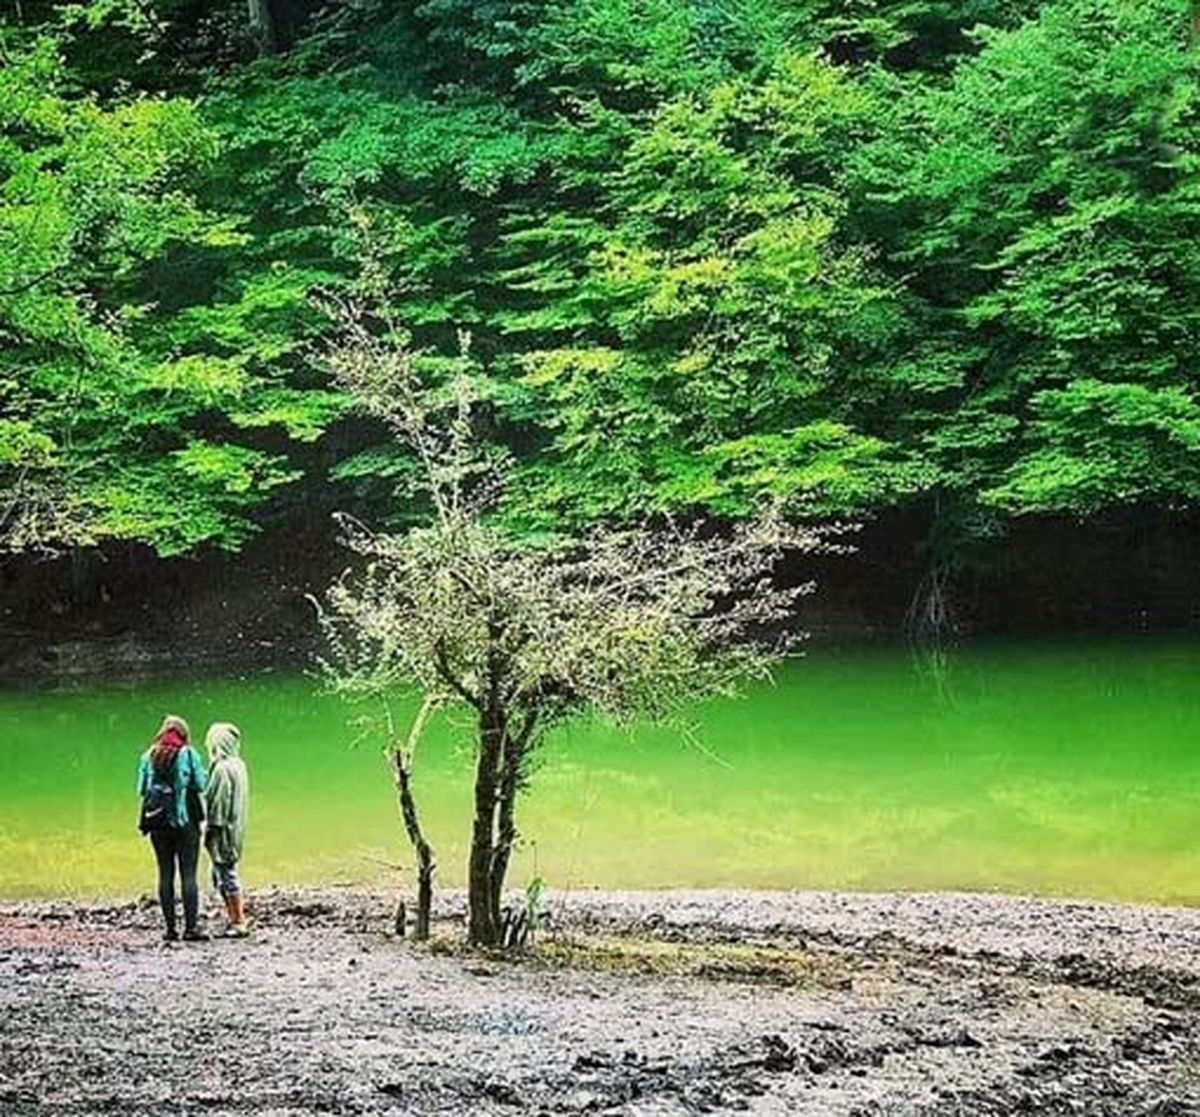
[{"xmin": 2, "ymin": 0, "xmax": 1196, "ymax": 566}]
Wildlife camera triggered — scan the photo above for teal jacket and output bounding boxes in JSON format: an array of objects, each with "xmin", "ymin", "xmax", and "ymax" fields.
[{"xmin": 137, "ymin": 747, "xmax": 208, "ymax": 828}]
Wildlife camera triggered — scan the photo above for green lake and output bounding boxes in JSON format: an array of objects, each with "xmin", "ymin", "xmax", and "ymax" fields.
[{"xmin": 1, "ymin": 639, "xmax": 1197, "ymax": 903}]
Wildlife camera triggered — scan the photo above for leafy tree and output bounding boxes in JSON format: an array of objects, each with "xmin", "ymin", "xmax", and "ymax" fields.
[
  {"xmin": 315, "ymin": 305, "xmax": 820, "ymax": 946},
  {"xmin": 850, "ymin": 0, "xmax": 1200, "ymax": 526},
  {"xmin": 815, "ymin": 0, "xmax": 1042, "ymax": 69},
  {"xmin": 4, "ymin": 0, "xmax": 1198, "ymax": 633},
  {"xmin": 494, "ymin": 50, "xmax": 927, "ymax": 527},
  {"xmin": 0, "ymin": 27, "xmax": 344, "ymax": 555}
]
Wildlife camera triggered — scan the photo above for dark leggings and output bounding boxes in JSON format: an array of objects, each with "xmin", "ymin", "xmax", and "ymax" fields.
[{"xmin": 149, "ymin": 825, "xmax": 201, "ymax": 934}]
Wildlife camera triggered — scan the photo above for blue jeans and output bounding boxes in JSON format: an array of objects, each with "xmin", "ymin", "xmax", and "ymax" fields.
[{"xmin": 211, "ymin": 860, "xmax": 241, "ymax": 898}]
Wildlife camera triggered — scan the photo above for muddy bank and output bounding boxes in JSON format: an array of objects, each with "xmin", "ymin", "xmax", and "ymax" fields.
[{"xmin": 2, "ymin": 888, "xmax": 1198, "ymax": 1115}]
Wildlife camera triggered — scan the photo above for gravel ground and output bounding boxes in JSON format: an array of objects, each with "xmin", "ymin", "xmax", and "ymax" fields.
[{"xmin": 2, "ymin": 887, "xmax": 1199, "ymax": 1115}]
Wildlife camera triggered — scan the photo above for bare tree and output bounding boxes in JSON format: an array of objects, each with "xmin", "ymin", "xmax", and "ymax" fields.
[{"xmin": 314, "ymin": 306, "xmax": 830, "ymax": 948}]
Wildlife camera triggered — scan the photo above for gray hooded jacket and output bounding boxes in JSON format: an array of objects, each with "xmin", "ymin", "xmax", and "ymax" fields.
[{"xmin": 204, "ymin": 723, "xmax": 249, "ymax": 865}]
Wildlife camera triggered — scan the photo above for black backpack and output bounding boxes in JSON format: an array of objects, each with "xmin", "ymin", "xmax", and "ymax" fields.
[{"xmin": 139, "ymin": 756, "xmax": 178, "ymax": 834}]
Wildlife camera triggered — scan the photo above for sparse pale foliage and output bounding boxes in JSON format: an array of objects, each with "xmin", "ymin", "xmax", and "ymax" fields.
[{"xmin": 315, "ymin": 308, "xmax": 825, "ymax": 946}]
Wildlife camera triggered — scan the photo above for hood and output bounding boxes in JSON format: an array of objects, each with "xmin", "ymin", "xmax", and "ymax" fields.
[{"xmin": 205, "ymin": 722, "xmax": 242, "ymax": 762}]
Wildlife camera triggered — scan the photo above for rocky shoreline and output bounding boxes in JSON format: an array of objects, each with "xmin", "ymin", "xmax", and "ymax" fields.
[{"xmin": 2, "ymin": 887, "xmax": 1199, "ymax": 1115}]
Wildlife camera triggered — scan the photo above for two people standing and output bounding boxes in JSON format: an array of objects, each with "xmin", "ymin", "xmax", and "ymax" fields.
[{"xmin": 137, "ymin": 715, "xmax": 250, "ymax": 942}]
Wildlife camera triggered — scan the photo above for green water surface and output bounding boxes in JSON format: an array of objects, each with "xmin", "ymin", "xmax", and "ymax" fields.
[{"xmin": 1, "ymin": 640, "xmax": 1197, "ymax": 903}]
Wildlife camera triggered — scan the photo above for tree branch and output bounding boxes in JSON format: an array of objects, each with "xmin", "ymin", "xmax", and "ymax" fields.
[
  {"xmin": 0, "ymin": 264, "xmax": 69, "ymax": 299},
  {"xmin": 434, "ymin": 639, "xmax": 481, "ymax": 708},
  {"xmin": 404, "ymin": 692, "xmax": 441, "ymax": 760},
  {"xmin": 512, "ymin": 702, "xmax": 540, "ymax": 751}
]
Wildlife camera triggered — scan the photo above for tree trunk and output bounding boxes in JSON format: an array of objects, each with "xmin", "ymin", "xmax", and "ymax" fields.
[
  {"xmin": 389, "ymin": 749, "xmax": 435, "ymax": 942},
  {"xmin": 467, "ymin": 699, "xmax": 505, "ymax": 946},
  {"xmin": 415, "ymin": 854, "xmax": 433, "ymax": 941},
  {"xmin": 488, "ymin": 730, "xmax": 525, "ymax": 935},
  {"xmin": 69, "ymin": 545, "xmax": 92, "ymax": 608},
  {"xmin": 247, "ymin": 0, "xmax": 283, "ymax": 54}
]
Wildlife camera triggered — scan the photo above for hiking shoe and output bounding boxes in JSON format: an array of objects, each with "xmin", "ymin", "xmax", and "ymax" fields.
[
  {"xmin": 162, "ymin": 929, "xmax": 179, "ymax": 943},
  {"xmin": 221, "ymin": 921, "xmax": 251, "ymax": 939},
  {"xmin": 182, "ymin": 928, "xmax": 210, "ymax": 942}
]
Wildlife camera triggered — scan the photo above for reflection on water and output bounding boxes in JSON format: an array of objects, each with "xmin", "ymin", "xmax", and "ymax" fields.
[{"xmin": 1, "ymin": 639, "xmax": 1198, "ymax": 903}]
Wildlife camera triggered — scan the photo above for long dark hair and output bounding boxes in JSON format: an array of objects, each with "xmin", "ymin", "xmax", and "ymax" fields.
[{"xmin": 149, "ymin": 715, "xmax": 190, "ymax": 778}]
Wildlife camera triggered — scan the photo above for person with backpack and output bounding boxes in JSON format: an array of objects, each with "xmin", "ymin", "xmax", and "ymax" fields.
[
  {"xmin": 137, "ymin": 714, "xmax": 209, "ymax": 942},
  {"xmin": 203, "ymin": 722, "xmax": 251, "ymax": 938}
]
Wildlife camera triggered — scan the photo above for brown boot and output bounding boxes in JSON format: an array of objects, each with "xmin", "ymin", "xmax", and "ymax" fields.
[{"xmin": 223, "ymin": 893, "xmax": 250, "ymax": 938}]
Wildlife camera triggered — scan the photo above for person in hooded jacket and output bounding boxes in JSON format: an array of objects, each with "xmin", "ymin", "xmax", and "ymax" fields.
[
  {"xmin": 137, "ymin": 714, "xmax": 209, "ymax": 942},
  {"xmin": 203, "ymin": 722, "xmax": 251, "ymax": 938}
]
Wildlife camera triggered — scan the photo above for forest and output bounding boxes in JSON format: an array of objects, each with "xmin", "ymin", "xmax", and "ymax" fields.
[
  {"xmin": 3, "ymin": 0, "xmax": 1198, "ymax": 646},
  {"xmin": 5, "ymin": 7, "xmax": 1200, "ymax": 1111}
]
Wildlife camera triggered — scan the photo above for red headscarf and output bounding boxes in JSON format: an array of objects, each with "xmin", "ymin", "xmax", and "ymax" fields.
[
  {"xmin": 150, "ymin": 723, "xmax": 188, "ymax": 776},
  {"xmin": 157, "ymin": 726, "xmax": 187, "ymax": 752}
]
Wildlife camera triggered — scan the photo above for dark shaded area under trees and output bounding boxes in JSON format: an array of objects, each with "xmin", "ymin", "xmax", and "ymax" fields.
[{"xmin": 3, "ymin": 506, "xmax": 1196, "ymax": 678}]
